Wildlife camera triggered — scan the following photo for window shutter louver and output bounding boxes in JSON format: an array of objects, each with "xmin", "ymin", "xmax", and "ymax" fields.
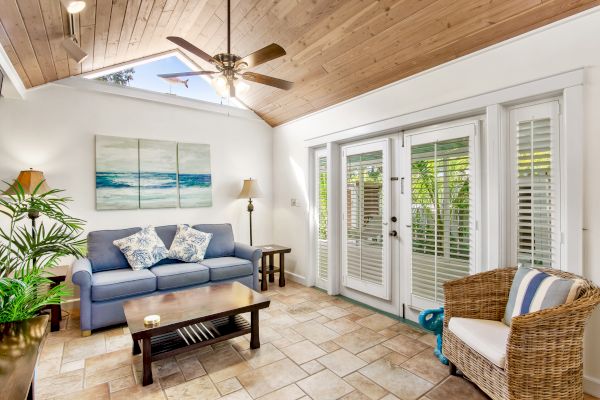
[
  {"xmin": 411, "ymin": 136, "xmax": 473, "ymax": 304},
  {"xmin": 511, "ymin": 101, "xmax": 560, "ymax": 268},
  {"xmin": 317, "ymin": 155, "xmax": 328, "ymax": 281}
]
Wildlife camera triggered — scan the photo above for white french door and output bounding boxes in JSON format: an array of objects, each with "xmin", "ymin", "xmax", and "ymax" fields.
[
  {"xmin": 315, "ymin": 149, "xmax": 328, "ymax": 290},
  {"xmin": 404, "ymin": 123, "xmax": 478, "ymax": 309},
  {"xmin": 341, "ymin": 139, "xmax": 391, "ymax": 300}
]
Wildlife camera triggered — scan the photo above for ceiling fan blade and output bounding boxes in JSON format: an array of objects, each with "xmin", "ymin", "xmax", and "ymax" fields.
[
  {"xmin": 157, "ymin": 71, "xmax": 217, "ymax": 78},
  {"xmin": 166, "ymin": 36, "xmax": 220, "ymax": 65},
  {"xmin": 236, "ymin": 43, "xmax": 286, "ymax": 69},
  {"xmin": 242, "ymin": 72, "xmax": 293, "ymax": 90}
]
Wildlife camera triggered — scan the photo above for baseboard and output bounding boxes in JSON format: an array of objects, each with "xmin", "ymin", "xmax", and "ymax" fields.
[
  {"xmin": 584, "ymin": 375, "xmax": 600, "ymax": 397},
  {"xmin": 284, "ymin": 271, "xmax": 307, "ymax": 286}
]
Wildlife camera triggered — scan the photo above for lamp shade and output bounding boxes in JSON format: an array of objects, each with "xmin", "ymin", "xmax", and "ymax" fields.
[
  {"xmin": 4, "ymin": 169, "xmax": 51, "ymax": 195},
  {"xmin": 238, "ymin": 178, "xmax": 263, "ymax": 199}
]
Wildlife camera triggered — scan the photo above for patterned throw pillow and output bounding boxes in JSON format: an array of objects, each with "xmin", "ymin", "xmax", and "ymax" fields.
[
  {"xmin": 113, "ymin": 226, "xmax": 169, "ymax": 270},
  {"xmin": 503, "ymin": 265, "xmax": 583, "ymax": 326},
  {"xmin": 168, "ymin": 224, "xmax": 213, "ymax": 263}
]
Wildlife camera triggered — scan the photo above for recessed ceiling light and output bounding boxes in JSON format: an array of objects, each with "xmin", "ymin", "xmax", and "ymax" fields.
[{"xmin": 61, "ymin": 0, "xmax": 86, "ymax": 14}]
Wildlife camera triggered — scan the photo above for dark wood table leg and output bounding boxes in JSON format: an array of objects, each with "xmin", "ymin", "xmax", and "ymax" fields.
[
  {"xmin": 142, "ymin": 337, "xmax": 153, "ymax": 386},
  {"xmin": 50, "ymin": 304, "xmax": 61, "ymax": 332},
  {"xmin": 261, "ymin": 254, "xmax": 268, "ymax": 291},
  {"xmin": 132, "ymin": 337, "xmax": 141, "ymax": 355},
  {"xmin": 279, "ymin": 253, "xmax": 286, "ymax": 287},
  {"xmin": 268, "ymin": 254, "xmax": 274, "ymax": 282},
  {"xmin": 250, "ymin": 310, "xmax": 260, "ymax": 349}
]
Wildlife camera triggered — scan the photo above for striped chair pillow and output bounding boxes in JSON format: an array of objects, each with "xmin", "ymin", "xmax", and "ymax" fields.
[{"xmin": 503, "ymin": 265, "xmax": 583, "ymax": 326}]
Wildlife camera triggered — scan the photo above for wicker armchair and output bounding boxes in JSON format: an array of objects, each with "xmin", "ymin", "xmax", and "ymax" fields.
[{"xmin": 442, "ymin": 267, "xmax": 600, "ymax": 400}]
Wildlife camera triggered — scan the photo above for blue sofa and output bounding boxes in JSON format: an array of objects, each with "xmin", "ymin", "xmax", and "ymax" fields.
[{"xmin": 71, "ymin": 223, "xmax": 261, "ymax": 335}]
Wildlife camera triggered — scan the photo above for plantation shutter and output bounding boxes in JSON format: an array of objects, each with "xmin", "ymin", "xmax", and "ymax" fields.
[
  {"xmin": 342, "ymin": 140, "xmax": 390, "ymax": 300},
  {"xmin": 409, "ymin": 125, "xmax": 476, "ymax": 307},
  {"xmin": 510, "ymin": 101, "xmax": 560, "ymax": 268},
  {"xmin": 317, "ymin": 154, "xmax": 328, "ymax": 281}
]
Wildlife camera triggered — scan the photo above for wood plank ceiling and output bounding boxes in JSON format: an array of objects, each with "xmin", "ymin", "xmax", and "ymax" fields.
[{"xmin": 0, "ymin": 0, "xmax": 599, "ymax": 126}]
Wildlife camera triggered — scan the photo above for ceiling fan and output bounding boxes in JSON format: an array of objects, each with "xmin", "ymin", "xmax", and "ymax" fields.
[{"xmin": 158, "ymin": 0, "xmax": 293, "ymax": 98}]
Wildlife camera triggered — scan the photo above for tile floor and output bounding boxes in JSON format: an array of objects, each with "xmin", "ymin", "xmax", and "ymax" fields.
[{"xmin": 36, "ymin": 281, "xmax": 599, "ymax": 400}]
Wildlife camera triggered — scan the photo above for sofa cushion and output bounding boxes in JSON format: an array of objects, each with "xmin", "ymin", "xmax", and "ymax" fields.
[
  {"xmin": 168, "ymin": 225, "xmax": 213, "ymax": 263},
  {"xmin": 192, "ymin": 224, "xmax": 235, "ymax": 258},
  {"xmin": 150, "ymin": 263, "xmax": 210, "ymax": 290},
  {"xmin": 201, "ymin": 257, "xmax": 253, "ymax": 281},
  {"xmin": 448, "ymin": 317, "xmax": 510, "ymax": 369},
  {"xmin": 503, "ymin": 265, "xmax": 583, "ymax": 326},
  {"xmin": 88, "ymin": 227, "xmax": 141, "ymax": 272},
  {"xmin": 153, "ymin": 225, "xmax": 181, "ymax": 266},
  {"xmin": 113, "ymin": 226, "xmax": 169, "ymax": 270},
  {"xmin": 91, "ymin": 269, "xmax": 156, "ymax": 301}
]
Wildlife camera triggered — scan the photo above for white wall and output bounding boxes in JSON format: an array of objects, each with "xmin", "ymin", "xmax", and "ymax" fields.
[
  {"xmin": 0, "ymin": 83, "xmax": 274, "ymax": 245},
  {"xmin": 273, "ymin": 7, "xmax": 600, "ymax": 389}
]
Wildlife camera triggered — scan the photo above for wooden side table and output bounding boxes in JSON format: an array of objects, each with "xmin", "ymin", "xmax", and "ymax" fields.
[
  {"xmin": 255, "ymin": 245, "xmax": 291, "ymax": 291},
  {"xmin": 44, "ymin": 265, "xmax": 68, "ymax": 332}
]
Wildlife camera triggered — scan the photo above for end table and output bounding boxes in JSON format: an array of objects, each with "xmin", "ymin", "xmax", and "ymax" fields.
[{"xmin": 255, "ymin": 245, "xmax": 291, "ymax": 291}]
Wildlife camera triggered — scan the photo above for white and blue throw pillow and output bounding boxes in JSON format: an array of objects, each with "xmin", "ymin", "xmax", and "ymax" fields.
[
  {"xmin": 113, "ymin": 226, "xmax": 169, "ymax": 271},
  {"xmin": 503, "ymin": 265, "xmax": 583, "ymax": 326},
  {"xmin": 168, "ymin": 224, "xmax": 213, "ymax": 263}
]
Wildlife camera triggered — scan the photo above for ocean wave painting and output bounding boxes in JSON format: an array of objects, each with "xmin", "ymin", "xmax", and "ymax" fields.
[
  {"xmin": 178, "ymin": 143, "xmax": 212, "ymax": 207},
  {"xmin": 95, "ymin": 136, "xmax": 139, "ymax": 210},
  {"xmin": 140, "ymin": 140, "xmax": 178, "ymax": 209}
]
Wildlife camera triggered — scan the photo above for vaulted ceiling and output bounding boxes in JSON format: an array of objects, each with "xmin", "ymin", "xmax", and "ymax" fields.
[{"xmin": 0, "ymin": 0, "xmax": 598, "ymax": 126}]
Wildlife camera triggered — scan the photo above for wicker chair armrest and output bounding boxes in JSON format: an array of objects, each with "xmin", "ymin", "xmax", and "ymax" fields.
[{"xmin": 444, "ymin": 268, "xmax": 516, "ymax": 326}]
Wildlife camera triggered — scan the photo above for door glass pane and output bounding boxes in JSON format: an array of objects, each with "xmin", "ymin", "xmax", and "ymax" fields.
[{"xmin": 318, "ymin": 156, "xmax": 328, "ymax": 280}]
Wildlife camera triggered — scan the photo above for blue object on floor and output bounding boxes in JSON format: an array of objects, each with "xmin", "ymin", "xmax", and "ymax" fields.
[{"xmin": 418, "ymin": 307, "xmax": 448, "ymax": 365}]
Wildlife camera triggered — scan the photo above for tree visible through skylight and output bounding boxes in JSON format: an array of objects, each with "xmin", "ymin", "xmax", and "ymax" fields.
[{"xmin": 89, "ymin": 56, "xmax": 244, "ymax": 108}]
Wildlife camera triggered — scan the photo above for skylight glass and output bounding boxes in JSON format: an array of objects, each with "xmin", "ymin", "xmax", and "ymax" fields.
[{"xmin": 87, "ymin": 55, "xmax": 244, "ymax": 108}]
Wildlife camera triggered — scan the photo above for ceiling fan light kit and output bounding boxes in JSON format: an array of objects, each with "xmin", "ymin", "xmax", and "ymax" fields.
[
  {"xmin": 61, "ymin": 0, "xmax": 86, "ymax": 14},
  {"xmin": 158, "ymin": 0, "xmax": 293, "ymax": 99},
  {"xmin": 60, "ymin": 0, "xmax": 88, "ymax": 63}
]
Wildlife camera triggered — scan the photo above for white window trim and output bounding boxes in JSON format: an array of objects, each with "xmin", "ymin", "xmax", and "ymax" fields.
[{"xmin": 314, "ymin": 148, "xmax": 328, "ymax": 290}]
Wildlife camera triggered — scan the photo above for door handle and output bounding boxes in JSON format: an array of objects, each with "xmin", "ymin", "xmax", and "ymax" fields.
[{"xmin": 389, "ymin": 230, "xmax": 398, "ymax": 237}]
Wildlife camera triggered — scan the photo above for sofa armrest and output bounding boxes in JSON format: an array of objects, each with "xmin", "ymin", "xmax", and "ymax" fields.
[
  {"xmin": 234, "ymin": 242, "xmax": 262, "ymax": 291},
  {"xmin": 444, "ymin": 268, "xmax": 516, "ymax": 326},
  {"xmin": 71, "ymin": 258, "xmax": 93, "ymax": 332}
]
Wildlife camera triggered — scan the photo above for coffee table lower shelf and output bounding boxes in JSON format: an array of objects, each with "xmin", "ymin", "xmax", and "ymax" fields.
[{"xmin": 132, "ymin": 314, "xmax": 256, "ymax": 385}]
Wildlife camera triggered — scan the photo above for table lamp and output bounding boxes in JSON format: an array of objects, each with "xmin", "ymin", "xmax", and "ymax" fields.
[{"xmin": 238, "ymin": 178, "xmax": 263, "ymax": 246}]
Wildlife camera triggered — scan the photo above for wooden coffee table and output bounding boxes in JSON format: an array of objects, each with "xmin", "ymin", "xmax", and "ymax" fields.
[{"xmin": 123, "ymin": 282, "xmax": 270, "ymax": 386}]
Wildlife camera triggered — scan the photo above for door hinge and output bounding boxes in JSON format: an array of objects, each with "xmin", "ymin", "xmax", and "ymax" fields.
[
  {"xmin": 400, "ymin": 177, "xmax": 405, "ymax": 194},
  {"xmin": 401, "ymin": 130, "xmax": 405, "ymax": 147},
  {"xmin": 391, "ymin": 177, "xmax": 399, "ymax": 181}
]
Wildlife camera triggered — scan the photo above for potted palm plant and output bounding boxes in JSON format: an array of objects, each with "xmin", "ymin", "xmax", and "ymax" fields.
[{"xmin": 0, "ymin": 181, "xmax": 85, "ymax": 323}]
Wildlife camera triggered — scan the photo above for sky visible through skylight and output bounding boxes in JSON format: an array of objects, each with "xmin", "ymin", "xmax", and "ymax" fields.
[{"xmin": 92, "ymin": 56, "xmax": 243, "ymax": 108}]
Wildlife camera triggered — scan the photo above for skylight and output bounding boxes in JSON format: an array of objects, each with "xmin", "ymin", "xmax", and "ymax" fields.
[{"xmin": 86, "ymin": 54, "xmax": 245, "ymax": 109}]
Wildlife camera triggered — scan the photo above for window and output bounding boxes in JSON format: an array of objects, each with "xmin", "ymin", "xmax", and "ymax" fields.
[
  {"xmin": 407, "ymin": 123, "xmax": 477, "ymax": 307},
  {"xmin": 86, "ymin": 54, "xmax": 244, "ymax": 108},
  {"xmin": 315, "ymin": 149, "xmax": 328, "ymax": 289},
  {"xmin": 509, "ymin": 101, "xmax": 561, "ymax": 268},
  {"xmin": 342, "ymin": 140, "xmax": 391, "ymax": 300}
]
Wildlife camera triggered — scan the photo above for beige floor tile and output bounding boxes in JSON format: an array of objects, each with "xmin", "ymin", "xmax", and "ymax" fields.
[
  {"xmin": 300, "ymin": 359, "xmax": 325, "ymax": 375},
  {"xmin": 402, "ymin": 348, "xmax": 450, "ymax": 384},
  {"xmin": 319, "ymin": 340, "xmax": 342, "ymax": 352},
  {"xmin": 263, "ymin": 311, "xmax": 299, "ymax": 328},
  {"xmin": 240, "ymin": 342, "xmax": 286, "ymax": 368},
  {"xmin": 318, "ymin": 349, "xmax": 367, "ymax": 377},
  {"xmin": 325, "ymin": 317, "xmax": 362, "ymax": 334},
  {"xmin": 360, "ymin": 359, "xmax": 433, "ymax": 400},
  {"xmin": 293, "ymin": 320, "xmax": 339, "ymax": 344},
  {"xmin": 382, "ymin": 334, "xmax": 430, "ymax": 358},
  {"xmin": 60, "ymin": 359, "xmax": 85, "ymax": 373},
  {"xmin": 47, "ymin": 383, "xmax": 109, "ymax": 400},
  {"xmin": 380, "ymin": 394, "xmax": 401, "ymax": 400},
  {"xmin": 106, "ymin": 333, "xmax": 133, "ymax": 352},
  {"xmin": 198, "ymin": 345, "xmax": 250, "ymax": 382},
  {"xmin": 286, "ymin": 301, "xmax": 322, "ymax": 316},
  {"xmin": 418, "ymin": 333, "xmax": 437, "ymax": 347},
  {"xmin": 219, "ymin": 389, "xmax": 254, "ymax": 400},
  {"xmin": 164, "ymin": 375, "xmax": 220, "ymax": 400},
  {"xmin": 85, "ymin": 364, "xmax": 132, "ymax": 388},
  {"xmin": 39, "ymin": 341, "xmax": 64, "ymax": 362},
  {"xmin": 237, "ymin": 358, "xmax": 308, "ymax": 398},
  {"xmin": 383, "ymin": 351, "xmax": 409, "ymax": 366},
  {"xmin": 341, "ymin": 391, "xmax": 373, "ymax": 400},
  {"xmin": 216, "ymin": 377, "xmax": 243, "ymax": 395},
  {"xmin": 344, "ymin": 371, "xmax": 388, "ymax": 400},
  {"xmin": 259, "ymin": 325, "xmax": 284, "ymax": 344},
  {"xmin": 37, "ymin": 357, "xmax": 62, "ymax": 379},
  {"xmin": 62, "ymin": 334, "xmax": 106, "ymax": 363},
  {"xmin": 108, "ymin": 374, "xmax": 136, "ymax": 393},
  {"xmin": 152, "ymin": 357, "xmax": 181, "ymax": 379},
  {"xmin": 35, "ymin": 369, "xmax": 84, "ymax": 398},
  {"xmin": 425, "ymin": 376, "xmax": 489, "ymax": 400},
  {"xmin": 111, "ymin": 382, "xmax": 166, "ymax": 400},
  {"xmin": 280, "ymin": 339, "xmax": 327, "ymax": 364},
  {"xmin": 158, "ymin": 371, "xmax": 186, "ymax": 389},
  {"xmin": 176, "ymin": 354, "xmax": 207, "ymax": 380},
  {"xmin": 297, "ymin": 369, "xmax": 355, "ymax": 399},
  {"xmin": 357, "ymin": 345, "xmax": 393, "ymax": 363},
  {"xmin": 356, "ymin": 314, "xmax": 397, "ymax": 331},
  {"xmin": 256, "ymin": 383, "xmax": 306, "ymax": 400},
  {"xmin": 329, "ymin": 298, "xmax": 354, "ymax": 309},
  {"xmin": 347, "ymin": 305, "xmax": 374, "ymax": 317},
  {"xmin": 388, "ymin": 323, "xmax": 426, "ymax": 339},
  {"xmin": 84, "ymin": 348, "xmax": 131, "ymax": 374},
  {"xmin": 334, "ymin": 328, "xmax": 386, "ymax": 354},
  {"xmin": 318, "ymin": 305, "xmax": 352, "ymax": 320}
]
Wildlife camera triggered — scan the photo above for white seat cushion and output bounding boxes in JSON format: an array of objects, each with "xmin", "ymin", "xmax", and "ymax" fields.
[{"xmin": 448, "ymin": 317, "xmax": 510, "ymax": 369}]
